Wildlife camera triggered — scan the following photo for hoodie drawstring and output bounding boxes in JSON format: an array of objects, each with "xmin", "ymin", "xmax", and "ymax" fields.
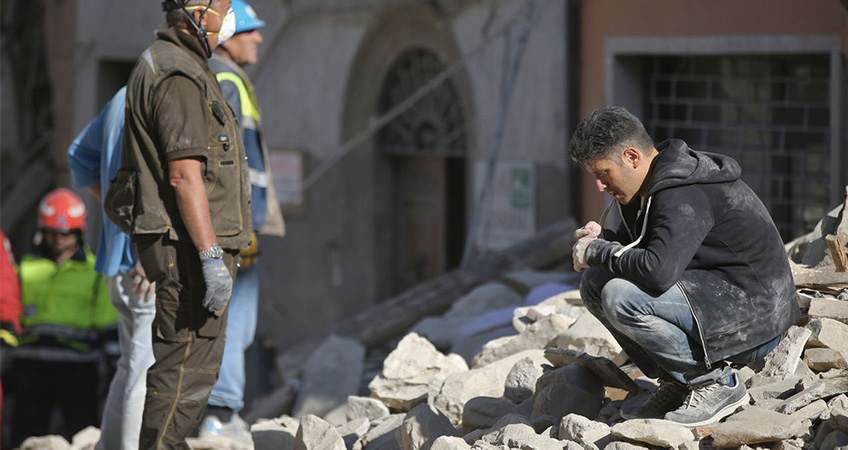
[{"xmin": 613, "ymin": 196, "xmax": 652, "ymax": 258}]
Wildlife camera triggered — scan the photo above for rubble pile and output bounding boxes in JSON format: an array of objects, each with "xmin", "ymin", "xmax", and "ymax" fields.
[{"xmin": 17, "ymin": 191, "xmax": 848, "ymax": 450}]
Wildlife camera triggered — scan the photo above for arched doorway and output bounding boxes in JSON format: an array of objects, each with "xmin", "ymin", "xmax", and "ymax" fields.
[
  {"xmin": 377, "ymin": 48, "xmax": 468, "ymax": 291},
  {"xmin": 341, "ymin": 4, "xmax": 475, "ymax": 298}
]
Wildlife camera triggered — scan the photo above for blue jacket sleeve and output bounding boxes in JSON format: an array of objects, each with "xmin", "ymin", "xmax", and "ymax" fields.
[{"xmin": 68, "ymin": 108, "xmax": 108, "ymax": 188}]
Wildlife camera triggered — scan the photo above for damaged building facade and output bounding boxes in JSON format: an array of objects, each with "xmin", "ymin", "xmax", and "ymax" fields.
[{"xmin": 1, "ymin": 0, "xmax": 846, "ymax": 357}]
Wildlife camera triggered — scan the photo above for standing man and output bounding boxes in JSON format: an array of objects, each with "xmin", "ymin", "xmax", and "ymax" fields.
[
  {"xmin": 200, "ymin": 0, "xmax": 285, "ymax": 442},
  {"xmin": 69, "ymin": 86, "xmax": 157, "ymax": 450},
  {"xmin": 104, "ymin": 1, "xmax": 251, "ymax": 448},
  {"xmin": 569, "ymin": 106, "xmax": 800, "ymax": 427}
]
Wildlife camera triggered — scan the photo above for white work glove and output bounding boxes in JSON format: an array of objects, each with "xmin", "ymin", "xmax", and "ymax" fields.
[
  {"xmin": 572, "ymin": 236, "xmax": 595, "ymax": 272},
  {"xmin": 201, "ymin": 257, "xmax": 232, "ymax": 315}
]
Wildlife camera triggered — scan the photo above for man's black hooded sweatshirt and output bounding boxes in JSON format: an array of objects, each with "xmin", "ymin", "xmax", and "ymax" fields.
[{"xmin": 586, "ymin": 139, "xmax": 801, "ymax": 367}]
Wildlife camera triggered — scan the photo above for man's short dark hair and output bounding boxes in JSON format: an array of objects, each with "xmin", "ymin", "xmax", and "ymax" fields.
[{"xmin": 568, "ymin": 106, "xmax": 655, "ymax": 168}]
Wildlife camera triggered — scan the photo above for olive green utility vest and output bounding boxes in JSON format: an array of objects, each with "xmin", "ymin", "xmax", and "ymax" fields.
[{"xmin": 106, "ymin": 30, "xmax": 252, "ymax": 250}]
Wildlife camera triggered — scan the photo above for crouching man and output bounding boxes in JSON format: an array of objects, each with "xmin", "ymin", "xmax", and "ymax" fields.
[{"xmin": 569, "ymin": 106, "xmax": 800, "ymax": 427}]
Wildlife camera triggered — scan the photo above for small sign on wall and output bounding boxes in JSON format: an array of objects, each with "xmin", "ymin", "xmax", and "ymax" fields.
[
  {"xmin": 473, "ymin": 161, "xmax": 536, "ymax": 252},
  {"xmin": 268, "ymin": 149, "xmax": 306, "ymax": 218}
]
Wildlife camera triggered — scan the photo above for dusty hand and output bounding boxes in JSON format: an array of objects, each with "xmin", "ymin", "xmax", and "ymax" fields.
[
  {"xmin": 129, "ymin": 263, "xmax": 156, "ymax": 303},
  {"xmin": 572, "ymin": 236, "xmax": 595, "ymax": 272},
  {"xmin": 201, "ymin": 257, "xmax": 232, "ymax": 314},
  {"xmin": 574, "ymin": 221, "xmax": 602, "ymax": 240}
]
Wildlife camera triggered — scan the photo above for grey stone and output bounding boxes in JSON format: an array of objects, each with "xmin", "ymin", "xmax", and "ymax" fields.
[
  {"xmin": 603, "ymin": 442, "xmax": 650, "ymax": 450},
  {"xmin": 530, "ymin": 414, "xmax": 559, "ymax": 434},
  {"xmin": 551, "ymin": 314, "xmax": 627, "ymax": 365},
  {"xmin": 776, "ymin": 378, "xmax": 848, "ymax": 414},
  {"xmin": 808, "ymin": 318, "xmax": 848, "ymax": 355},
  {"xmin": 504, "ymin": 356, "xmax": 539, "ymax": 404},
  {"xmin": 711, "ymin": 406, "xmax": 802, "ymax": 448},
  {"xmin": 337, "ymin": 418, "xmax": 371, "ymax": 450},
  {"xmin": 429, "ymin": 350, "xmax": 548, "ymax": 424},
  {"xmin": 820, "ymin": 430, "xmax": 848, "ymax": 450},
  {"xmin": 294, "ymin": 335, "xmax": 366, "ymax": 418},
  {"xmin": 500, "ymin": 270, "xmax": 572, "ymax": 293},
  {"xmin": 535, "ymin": 364, "xmax": 605, "ymax": 398},
  {"xmin": 748, "ymin": 376, "xmax": 803, "ymax": 404},
  {"xmin": 449, "ymin": 325, "xmax": 518, "ymax": 366},
  {"xmin": 399, "ymin": 404, "xmax": 460, "ymax": 450},
  {"xmin": 252, "ymin": 415, "xmax": 299, "ymax": 450},
  {"xmin": 810, "ymin": 298, "xmax": 848, "ymax": 324},
  {"xmin": 348, "ymin": 396, "xmax": 391, "ymax": 422},
  {"xmin": 472, "ymin": 314, "xmax": 574, "ymax": 368},
  {"xmin": 543, "ymin": 348, "xmax": 640, "ymax": 393},
  {"xmin": 532, "ymin": 382, "xmax": 603, "ymax": 421},
  {"xmin": 462, "ymin": 396, "xmax": 520, "ymax": 431},
  {"xmin": 513, "ymin": 302, "xmax": 584, "ymax": 333},
  {"xmin": 790, "ymin": 399, "xmax": 828, "ymax": 423},
  {"xmin": 610, "ymin": 419, "xmax": 695, "ymax": 448},
  {"xmin": 445, "ymin": 283, "xmax": 523, "ymax": 318},
  {"xmin": 295, "ymin": 414, "xmax": 347, "ymax": 450},
  {"xmin": 760, "ymin": 326, "xmax": 812, "ymax": 380},
  {"xmin": 558, "ymin": 413, "xmax": 611, "ymax": 450},
  {"xmin": 362, "ymin": 414, "xmax": 405, "ymax": 450},
  {"xmin": 430, "ymin": 436, "xmax": 472, "ymax": 450},
  {"xmin": 482, "ymin": 422, "xmax": 568, "ymax": 450},
  {"xmin": 805, "ymin": 348, "xmax": 848, "ymax": 371},
  {"xmin": 369, "ymin": 333, "xmax": 468, "ymax": 411},
  {"xmin": 19, "ymin": 435, "xmax": 71, "ymax": 450}
]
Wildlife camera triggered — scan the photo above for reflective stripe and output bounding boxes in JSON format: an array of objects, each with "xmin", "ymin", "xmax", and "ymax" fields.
[
  {"xmin": 142, "ymin": 49, "xmax": 155, "ymax": 72},
  {"xmin": 249, "ymin": 168, "xmax": 267, "ymax": 187},
  {"xmin": 13, "ymin": 345, "xmax": 102, "ymax": 363}
]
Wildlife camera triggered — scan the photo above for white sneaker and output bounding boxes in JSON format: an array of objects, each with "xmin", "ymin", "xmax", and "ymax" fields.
[{"xmin": 198, "ymin": 413, "xmax": 254, "ymax": 447}]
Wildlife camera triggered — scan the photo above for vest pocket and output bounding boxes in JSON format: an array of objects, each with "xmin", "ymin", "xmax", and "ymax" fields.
[{"xmin": 104, "ymin": 168, "xmax": 138, "ymax": 234}]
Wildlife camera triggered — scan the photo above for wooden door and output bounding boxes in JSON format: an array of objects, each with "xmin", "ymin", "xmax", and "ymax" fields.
[{"xmin": 397, "ymin": 156, "xmax": 445, "ymax": 290}]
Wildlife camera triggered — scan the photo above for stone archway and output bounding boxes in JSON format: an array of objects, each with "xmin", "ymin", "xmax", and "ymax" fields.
[{"xmin": 342, "ymin": 3, "xmax": 475, "ymax": 297}]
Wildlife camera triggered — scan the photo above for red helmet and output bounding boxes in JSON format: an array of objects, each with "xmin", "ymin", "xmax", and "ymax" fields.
[{"xmin": 38, "ymin": 188, "xmax": 87, "ymax": 232}]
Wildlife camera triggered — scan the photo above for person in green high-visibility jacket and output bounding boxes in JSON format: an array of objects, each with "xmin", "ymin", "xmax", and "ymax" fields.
[{"xmin": 10, "ymin": 188, "xmax": 118, "ymax": 448}]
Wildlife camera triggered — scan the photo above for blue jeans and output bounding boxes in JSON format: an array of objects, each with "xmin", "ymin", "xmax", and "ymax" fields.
[
  {"xmin": 580, "ymin": 268, "xmax": 778, "ymax": 386},
  {"xmin": 208, "ymin": 261, "xmax": 260, "ymax": 411},
  {"xmin": 96, "ymin": 273, "xmax": 156, "ymax": 450}
]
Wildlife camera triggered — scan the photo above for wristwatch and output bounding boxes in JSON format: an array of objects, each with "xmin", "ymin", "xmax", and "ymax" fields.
[{"xmin": 199, "ymin": 243, "xmax": 224, "ymax": 260}]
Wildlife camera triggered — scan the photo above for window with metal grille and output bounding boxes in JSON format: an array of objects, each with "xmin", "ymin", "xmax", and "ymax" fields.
[{"xmin": 646, "ymin": 55, "xmax": 831, "ymax": 241}]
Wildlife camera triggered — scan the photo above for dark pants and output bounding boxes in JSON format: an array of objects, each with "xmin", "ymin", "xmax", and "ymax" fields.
[
  {"xmin": 135, "ymin": 234, "xmax": 237, "ymax": 450},
  {"xmin": 11, "ymin": 359, "xmax": 99, "ymax": 447}
]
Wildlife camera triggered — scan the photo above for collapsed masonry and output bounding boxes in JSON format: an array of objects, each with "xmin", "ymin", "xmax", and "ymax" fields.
[{"xmin": 18, "ymin": 189, "xmax": 848, "ymax": 450}]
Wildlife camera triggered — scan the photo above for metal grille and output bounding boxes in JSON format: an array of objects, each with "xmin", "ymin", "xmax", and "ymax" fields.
[
  {"xmin": 377, "ymin": 48, "xmax": 467, "ymax": 157},
  {"xmin": 646, "ymin": 55, "xmax": 831, "ymax": 241}
]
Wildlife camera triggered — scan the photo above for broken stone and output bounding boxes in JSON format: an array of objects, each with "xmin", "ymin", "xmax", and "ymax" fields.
[
  {"xmin": 531, "ymin": 381, "xmax": 603, "ymax": 421},
  {"xmin": 252, "ymin": 415, "xmax": 299, "ymax": 450},
  {"xmin": 369, "ymin": 333, "xmax": 468, "ymax": 411},
  {"xmin": 399, "ymin": 404, "xmax": 460, "ymax": 450},
  {"xmin": 411, "ymin": 316, "xmax": 473, "ymax": 350},
  {"xmin": 337, "ymin": 418, "xmax": 370, "ymax": 450},
  {"xmin": 810, "ymin": 298, "xmax": 848, "ymax": 324},
  {"xmin": 544, "ymin": 348, "xmax": 641, "ymax": 393},
  {"xmin": 445, "ymin": 283, "xmax": 523, "ymax": 318},
  {"xmin": 295, "ymin": 414, "xmax": 346, "ymax": 450},
  {"xmin": 293, "ymin": 335, "xmax": 366, "ymax": 418},
  {"xmin": 748, "ymin": 375, "xmax": 804, "ymax": 404},
  {"xmin": 500, "ymin": 271, "xmax": 573, "ymax": 294},
  {"xmin": 503, "ymin": 356, "xmax": 538, "ymax": 404},
  {"xmin": 610, "ymin": 419, "xmax": 695, "ymax": 448},
  {"xmin": 429, "ymin": 350, "xmax": 548, "ymax": 424},
  {"xmin": 360, "ymin": 414, "xmax": 405, "ymax": 450},
  {"xmin": 348, "ymin": 396, "xmax": 391, "ymax": 422},
  {"xmin": 805, "ymin": 348, "xmax": 848, "ymax": 371},
  {"xmin": 430, "ymin": 436, "xmax": 472, "ymax": 450},
  {"xmin": 535, "ymin": 364, "xmax": 605, "ymax": 398},
  {"xmin": 481, "ymin": 422, "xmax": 568, "ymax": 450},
  {"xmin": 790, "ymin": 399, "xmax": 828, "ymax": 423},
  {"xmin": 461, "ymin": 396, "xmax": 520, "ymax": 431},
  {"xmin": 472, "ymin": 314, "xmax": 574, "ymax": 368},
  {"xmin": 819, "ymin": 430, "xmax": 848, "ymax": 450},
  {"xmin": 551, "ymin": 313, "xmax": 626, "ymax": 365},
  {"xmin": 531, "ymin": 415, "xmax": 559, "ymax": 434},
  {"xmin": 759, "ymin": 326, "xmax": 812, "ymax": 380},
  {"xmin": 558, "ymin": 413, "xmax": 611, "ymax": 450},
  {"xmin": 775, "ymin": 377, "xmax": 848, "ymax": 414},
  {"xmin": 808, "ymin": 318, "xmax": 848, "ymax": 356},
  {"xmin": 711, "ymin": 406, "xmax": 802, "ymax": 448},
  {"xmin": 602, "ymin": 442, "xmax": 650, "ymax": 450}
]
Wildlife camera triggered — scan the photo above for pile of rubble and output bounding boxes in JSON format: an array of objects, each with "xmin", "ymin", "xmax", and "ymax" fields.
[{"xmin": 18, "ymin": 191, "xmax": 848, "ymax": 450}]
